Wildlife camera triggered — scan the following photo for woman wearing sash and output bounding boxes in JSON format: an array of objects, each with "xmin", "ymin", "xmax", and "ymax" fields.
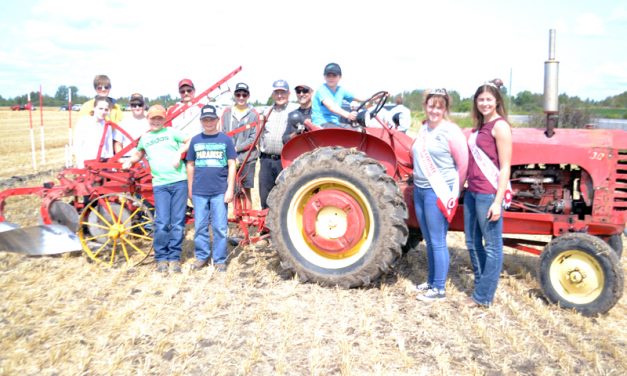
[
  {"xmin": 464, "ymin": 81, "xmax": 513, "ymax": 307},
  {"xmin": 412, "ymin": 89, "xmax": 468, "ymax": 302}
]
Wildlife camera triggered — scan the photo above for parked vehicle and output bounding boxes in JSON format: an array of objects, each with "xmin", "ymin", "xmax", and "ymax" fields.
[
  {"xmin": 71, "ymin": 104, "xmax": 82, "ymax": 111},
  {"xmin": 10, "ymin": 103, "xmax": 37, "ymax": 111}
]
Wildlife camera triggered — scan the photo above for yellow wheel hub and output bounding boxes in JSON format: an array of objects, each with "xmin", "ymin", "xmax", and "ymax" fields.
[
  {"xmin": 550, "ymin": 249, "xmax": 604, "ymax": 305},
  {"xmin": 107, "ymin": 223, "xmax": 126, "ymax": 239}
]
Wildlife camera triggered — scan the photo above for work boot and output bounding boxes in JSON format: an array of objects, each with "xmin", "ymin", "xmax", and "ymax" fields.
[
  {"xmin": 190, "ymin": 259, "xmax": 208, "ymax": 271},
  {"xmin": 156, "ymin": 261, "xmax": 168, "ymax": 274},
  {"xmin": 215, "ymin": 263, "xmax": 227, "ymax": 273},
  {"xmin": 169, "ymin": 261, "xmax": 182, "ymax": 273}
]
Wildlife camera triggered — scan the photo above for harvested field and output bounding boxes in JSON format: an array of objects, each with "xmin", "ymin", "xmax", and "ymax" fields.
[{"xmin": 0, "ymin": 109, "xmax": 626, "ymax": 375}]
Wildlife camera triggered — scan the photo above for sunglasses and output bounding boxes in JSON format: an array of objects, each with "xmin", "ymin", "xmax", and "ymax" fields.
[
  {"xmin": 179, "ymin": 88, "xmax": 194, "ymax": 94},
  {"xmin": 234, "ymin": 92, "xmax": 249, "ymax": 98},
  {"xmin": 96, "ymin": 85, "xmax": 111, "ymax": 90},
  {"xmin": 130, "ymin": 103, "xmax": 144, "ymax": 108},
  {"xmin": 295, "ymin": 88, "xmax": 310, "ymax": 95}
]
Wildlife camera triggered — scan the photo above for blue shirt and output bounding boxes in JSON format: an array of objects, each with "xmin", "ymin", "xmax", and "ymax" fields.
[
  {"xmin": 311, "ymin": 84, "xmax": 354, "ymax": 125},
  {"xmin": 187, "ymin": 132, "xmax": 236, "ymax": 196}
]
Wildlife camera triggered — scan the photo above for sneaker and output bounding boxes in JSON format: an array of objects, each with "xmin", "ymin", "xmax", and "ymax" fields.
[
  {"xmin": 414, "ymin": 282, "xmax": 431, "ymax": 292},
  {"xmin": 156, "ymin": 261, "xmax": 169, "ymax": 273},
  {"xmin": 417, "ymin": 288, "xmax": 446, "ymax": 302},
  {"xmin": 169, "ymin": 261, "xmax": 182, "ymax": 273},
  {"xmin": 190, "ymin": 259, "xmax": 208, "ymax": 271},
  {"xmin": 215, "ymin": 263, "xmax": 227, "ymax": 273}
]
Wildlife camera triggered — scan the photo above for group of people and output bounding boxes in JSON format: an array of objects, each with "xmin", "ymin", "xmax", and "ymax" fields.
[
  {"xmin": 411, "ymin": 81, "xmax": 512, "ymax": 308},
  {"xmin": 72, "ymin": 65, "xmax": 512, "ymax": 309},
  {"xmin": 75, "ymin": 63, "xmax": 409, "ymax": 274}
]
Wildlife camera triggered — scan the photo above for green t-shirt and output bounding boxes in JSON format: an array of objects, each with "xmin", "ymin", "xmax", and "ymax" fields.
[{"xmin": 137, "ymin": 127, "xmax": 188, "ymax": 186}]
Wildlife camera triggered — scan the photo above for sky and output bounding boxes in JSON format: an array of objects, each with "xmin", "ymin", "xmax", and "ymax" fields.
[{"xmin": 0, "ymin": 0, "xmax": 626, "ymax": 104}]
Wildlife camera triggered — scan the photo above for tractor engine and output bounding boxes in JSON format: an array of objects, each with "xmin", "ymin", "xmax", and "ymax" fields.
[{"xmin": 509, "ymin": 164, "xmax": 591, "ymax": 218}]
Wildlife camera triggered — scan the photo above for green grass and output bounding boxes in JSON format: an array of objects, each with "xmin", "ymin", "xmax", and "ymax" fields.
[{"xmin": 591, "ymin": 108, "xmax": 627, "ymax": 119}]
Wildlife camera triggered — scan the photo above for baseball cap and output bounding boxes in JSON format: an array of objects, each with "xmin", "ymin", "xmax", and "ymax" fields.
[
  {"xmin": 272, "ymin": 79, "xmax": 289, "ymax": 92},
  {"xmin": 199, "ymin": 104, "xmax": 219, "ymax": 120},
  {"xmin": 324, "ymin": 63, "xmax": 342, "ymax": 76},
  {"xmin": 147, "ymin": 104, "xmax": 166, "ymax": 119},
  {"xmin": 129, "ymin": 93, "xmax": 144, "ymax": 105},
  {"xmin": 234, "ymin": 82, "xmax": 250, "ymax": 93},
  {"xmin": 294, "ymin": 84, "xmax": 312, "ymax": 91},
  {"xmin": 178, "ymin": 78, "xmax": 195, "ymax": 89}
]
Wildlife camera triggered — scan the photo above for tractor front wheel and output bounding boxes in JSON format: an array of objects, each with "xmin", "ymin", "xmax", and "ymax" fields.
[
  {"xmin": 267, "ymin": 147, "xmax": 408, "ymax": 287},
  {"xmin": 539, "ymin": 233, "xmax": 623, "ymax": 316}
]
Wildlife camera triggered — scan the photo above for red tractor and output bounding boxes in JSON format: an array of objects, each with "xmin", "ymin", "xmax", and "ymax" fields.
[{"xmin": 0, "ymin": 32, "xmax": 624, "ymax": 316}]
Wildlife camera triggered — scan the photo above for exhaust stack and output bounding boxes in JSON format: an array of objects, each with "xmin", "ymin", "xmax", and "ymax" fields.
[{"xmin": 544, "ymin": 29, "xmax": 559, "ymax": 137}]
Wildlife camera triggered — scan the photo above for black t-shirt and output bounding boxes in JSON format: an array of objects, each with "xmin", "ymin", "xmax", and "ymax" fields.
[{"xmin": 282, "ymin": 107, "xmax": 312, "ymax": 144}]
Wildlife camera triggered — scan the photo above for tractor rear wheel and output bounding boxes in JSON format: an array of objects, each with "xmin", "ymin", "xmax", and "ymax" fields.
[
  {"xmin": 267, "ymin": 147, "xmax": 408, "ymax": 287},
  {"xmin": 539, "ymin": 233, "xmax": 623, "ymax": 316},
  {"xmin": 78, "ymin": 194, "xmax": 154, "ymax": 267}
]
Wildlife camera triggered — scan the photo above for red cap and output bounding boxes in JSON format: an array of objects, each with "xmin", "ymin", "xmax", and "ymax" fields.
[{"xmin": 178, "ymin": 78, "xmax": 195, "ymax": 89}]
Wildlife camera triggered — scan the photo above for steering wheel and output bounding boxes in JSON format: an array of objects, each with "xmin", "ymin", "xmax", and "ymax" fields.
[{"xmin": 353, "ymin": 91, "xmax": 389, "ymax": 127}]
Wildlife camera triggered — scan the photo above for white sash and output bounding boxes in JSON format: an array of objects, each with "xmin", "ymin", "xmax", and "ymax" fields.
[
  {"xmin": 468, "ymin": 130, "xmax": 512, "ymax": 208},
  {"xmin": 416, "ymin": 124, "xmax": 460, "ymax": 223}
]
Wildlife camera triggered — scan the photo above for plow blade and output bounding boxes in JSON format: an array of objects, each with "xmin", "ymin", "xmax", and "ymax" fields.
[{"xmin": 0, "ymin": 222, "xmax": 82, "ymax": 255}]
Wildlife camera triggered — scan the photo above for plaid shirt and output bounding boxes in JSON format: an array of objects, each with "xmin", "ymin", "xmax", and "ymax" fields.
[{"xmin": 260, "ymin": 103, "xmax": 296, "ymax": 155}]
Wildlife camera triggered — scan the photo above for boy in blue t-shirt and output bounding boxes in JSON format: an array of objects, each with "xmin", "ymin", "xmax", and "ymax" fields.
[{"xmin": 186, "ymin": 104, "xmax": 236, "ymax": 272}]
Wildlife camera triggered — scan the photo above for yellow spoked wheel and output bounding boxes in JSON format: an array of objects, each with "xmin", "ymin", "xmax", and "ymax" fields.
[
  {"xmin": 539, "ymin": 233, "xmax": 623, "ymax": 316},
  {"xmin": 78, "ymin": 194, "xmax": 154, "ymax": 266}
]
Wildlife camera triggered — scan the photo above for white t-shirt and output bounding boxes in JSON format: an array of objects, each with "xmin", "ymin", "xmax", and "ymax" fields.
[
  {"xmin": 74, "ymin": 116, "xmax": 114, "ymax": 168},
  {"xmin": 114, "ymin": 116, "xmax": 150, "ymax": 156}
]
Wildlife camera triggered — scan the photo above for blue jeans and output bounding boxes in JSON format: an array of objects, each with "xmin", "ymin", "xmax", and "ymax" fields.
[
  {"xmin": 463, "ymin": 190, "xmax": 504, "ymax": 306},
  {"xmin": 192, "ymin": 193, "xmax": 228, "ymax": 264},
  {"xmin": 152, "ymin": 180, "xmax": 188, "ymax": 262},
  {"xmin": 413, "ymin": 187, "xmax": 450, "ymax": 290}
]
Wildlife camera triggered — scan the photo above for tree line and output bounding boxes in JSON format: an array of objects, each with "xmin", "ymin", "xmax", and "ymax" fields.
[{"xmin": 2, "ymin": 85, "xmax": 626, "ymax": 122}]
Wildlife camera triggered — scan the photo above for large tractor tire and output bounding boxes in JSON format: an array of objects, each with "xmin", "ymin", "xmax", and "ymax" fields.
[
  {"xmin": 539, "ymin": 233, "xmax": 623, "ymax": 316},
  {"xmin": 267, "ymin": 147, "xmax": 408, "ymax": 287}
]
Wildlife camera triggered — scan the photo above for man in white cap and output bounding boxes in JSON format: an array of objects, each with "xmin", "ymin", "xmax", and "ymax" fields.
[{"xmin": 258, "ymin": 79, "xmax": 297, "ymax": 209}]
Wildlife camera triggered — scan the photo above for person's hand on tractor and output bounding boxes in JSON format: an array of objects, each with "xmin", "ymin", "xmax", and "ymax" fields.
[
  {"xmin": 121, "ymin": 150, "xmax": 143, "ymax": 170},
  {"xmin": 345, "ymin": 110, "xmax": 358, "ymax": 122},
  {"xmin": 121, "ymin": 160, "xmax": 133, "ymax": 170}
]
